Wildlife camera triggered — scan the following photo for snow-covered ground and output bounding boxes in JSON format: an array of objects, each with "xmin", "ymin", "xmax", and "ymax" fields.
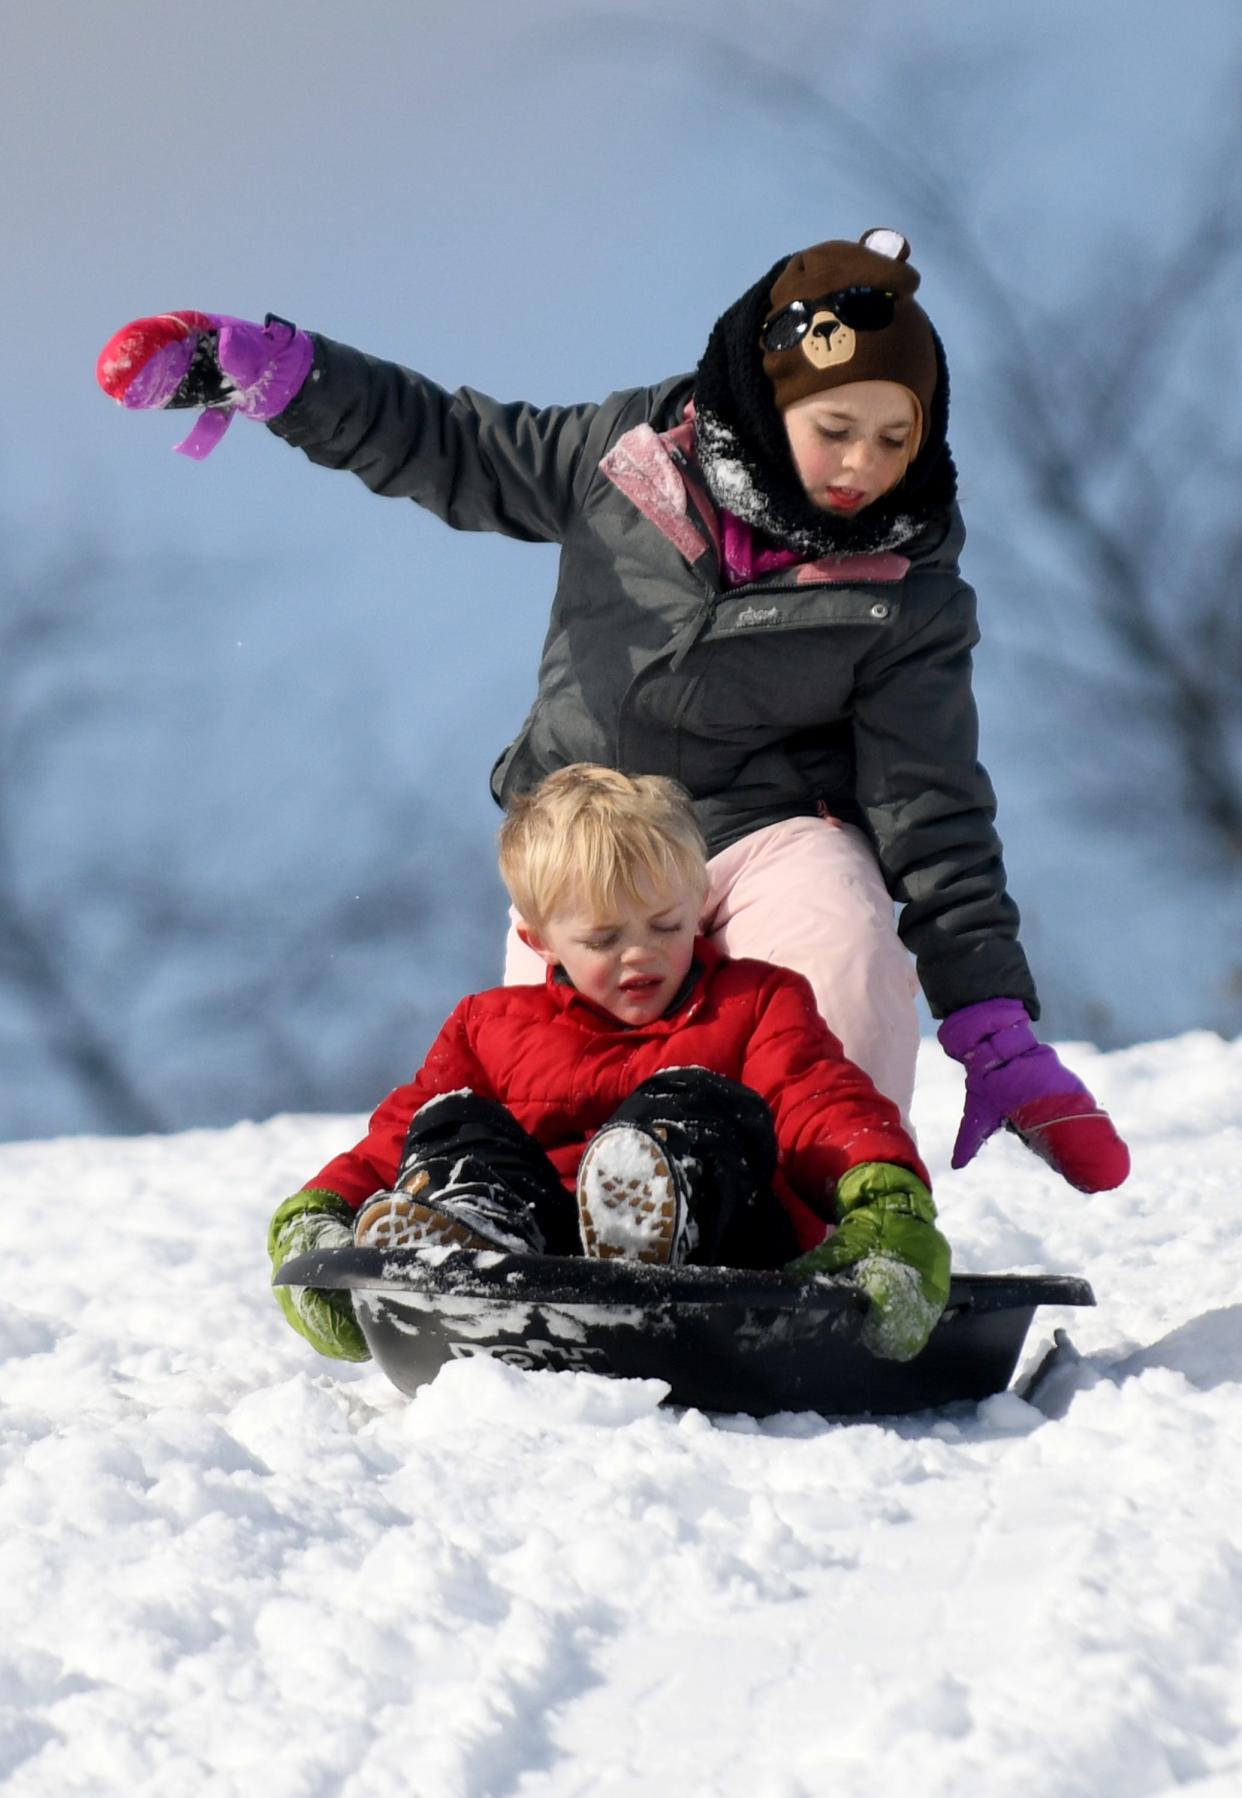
[{"xmin": 2, "ymin": 1032, "xmax": 1240, "ymax": 1797}]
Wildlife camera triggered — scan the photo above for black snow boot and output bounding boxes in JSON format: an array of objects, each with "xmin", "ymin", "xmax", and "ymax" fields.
[
  {"xmin": 354, "ymin": 1091, "xmax": 579, "ymax": 1256},
  {"xmin": 576, "ymin": 1068, "xmax": 798, "ymax": 1269}
]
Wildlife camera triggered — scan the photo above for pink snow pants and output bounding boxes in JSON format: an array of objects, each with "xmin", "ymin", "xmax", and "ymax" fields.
[{"xmin": 502, "ymin": 814, "xmax": 921, "ymax": 1127}]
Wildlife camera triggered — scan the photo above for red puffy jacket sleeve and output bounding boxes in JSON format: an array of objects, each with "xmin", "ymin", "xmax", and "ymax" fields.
[
  {"xmin": 739, "ymin": 967, "xmax": 930, "ymax": 1209},
  {"xmin": 302, "ymin": 999, "xmax": 496, "ymax": 1208}
]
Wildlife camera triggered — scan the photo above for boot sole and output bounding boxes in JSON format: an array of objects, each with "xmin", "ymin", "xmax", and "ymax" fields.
[
  {"xmin": 354, "ymin": 1188, "xmax": 494, "ymax": 1253},
  {"xmin": 576, "ymin": 1128, "xmax": 685, "ymax": 1264}
]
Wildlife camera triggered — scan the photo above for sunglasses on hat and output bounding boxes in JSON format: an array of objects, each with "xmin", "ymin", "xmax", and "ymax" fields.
[{"xmin": 760, "ymin": 286, "xmax": 897, "ymax": 354}]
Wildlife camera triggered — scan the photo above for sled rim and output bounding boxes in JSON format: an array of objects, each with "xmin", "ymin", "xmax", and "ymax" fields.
[{"xmin": 274, "ymin": 1245, "xmax": 1095, "ymax": 1315}]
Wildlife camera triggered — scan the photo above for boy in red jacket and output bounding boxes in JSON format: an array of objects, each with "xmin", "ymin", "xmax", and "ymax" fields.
[{"xmin": 268, "ymin": 766, "xmax": 950, "ymax": 1363}]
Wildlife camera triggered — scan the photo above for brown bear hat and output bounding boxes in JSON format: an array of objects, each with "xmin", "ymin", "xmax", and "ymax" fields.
[{"xmin": 760, "ymin": 228, "xmax": 938, "ymax": 435}]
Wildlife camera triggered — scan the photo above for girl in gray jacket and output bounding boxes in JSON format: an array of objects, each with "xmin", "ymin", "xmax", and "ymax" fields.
[{"xmin": 96, "ymin": 229, "xmax": 1129, "ymax": 1193}]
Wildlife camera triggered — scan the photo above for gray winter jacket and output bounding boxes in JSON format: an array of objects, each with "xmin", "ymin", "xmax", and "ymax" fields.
[{"xmin": 268, "ymin": 336, "xmax": 1037, "ymax": 1020}]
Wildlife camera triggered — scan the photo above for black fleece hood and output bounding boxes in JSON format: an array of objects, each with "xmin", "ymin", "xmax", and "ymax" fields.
[{"xmin": 693, "ymin": 255, "xmax": 958, "ymax": 557}]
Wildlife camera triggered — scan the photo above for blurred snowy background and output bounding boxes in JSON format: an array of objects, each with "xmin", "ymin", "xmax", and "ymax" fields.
[{"xmin": 3, "ymin": 0, "xmax": 1240, "ymax": 1142}]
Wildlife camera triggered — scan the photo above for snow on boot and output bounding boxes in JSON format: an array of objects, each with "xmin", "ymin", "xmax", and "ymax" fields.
[
  {"xmin": 354, "ymin": 1168, "xmax": 544, "ymax": 1256},
  {"xmin": 576, "ymin": 1124, "xmax": 693, "ymax": 1264}
]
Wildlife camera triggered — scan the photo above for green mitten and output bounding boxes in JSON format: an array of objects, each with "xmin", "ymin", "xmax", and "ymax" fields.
[
  {"xmin": 786, "ymin": 1163, "xmax": 951, "ymax": 1362},
  {"xmin": 268, "ymin": 1189, "xmax": 370, "ymax": 1362}
]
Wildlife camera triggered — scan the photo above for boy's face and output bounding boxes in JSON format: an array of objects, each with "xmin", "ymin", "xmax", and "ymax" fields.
[{"xmin": 518, "ymin": 877, "xmax": 702, "ymax": 1027}]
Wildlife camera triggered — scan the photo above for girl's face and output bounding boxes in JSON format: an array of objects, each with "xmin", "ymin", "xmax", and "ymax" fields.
[{"xmin": 782, "ymin": 381, "xmax": 919, "ymax": 515}]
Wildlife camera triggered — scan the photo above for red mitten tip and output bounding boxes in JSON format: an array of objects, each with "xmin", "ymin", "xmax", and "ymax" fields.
[
  {"xmin": 1009, "ymin": 1092, "xmax": 1131, "ymax": 1193},
  {"xmin": 96, "ymin": 311, "xmax": 215, "ymax": 399}
]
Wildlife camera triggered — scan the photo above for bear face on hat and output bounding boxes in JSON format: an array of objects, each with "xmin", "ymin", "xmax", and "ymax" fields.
[{"xmin": 761, "ymin": 229, "xmax": 938, "ymax": 431}]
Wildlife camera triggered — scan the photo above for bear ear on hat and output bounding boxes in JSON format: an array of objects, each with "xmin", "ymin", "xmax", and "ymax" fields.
[{"xmin": 860, "ymin": 227, "xmax": 910, "ymax": 261}]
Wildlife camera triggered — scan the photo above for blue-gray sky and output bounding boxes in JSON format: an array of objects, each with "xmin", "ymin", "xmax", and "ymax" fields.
[{"xmin": 2, "ymin": 0, "xmax": 1239, "ymax": 1135}]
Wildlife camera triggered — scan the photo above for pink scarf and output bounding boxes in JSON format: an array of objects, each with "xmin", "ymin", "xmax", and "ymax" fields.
[{"xmin": 718, "ymin": 509, "xmax": 804, "ymax": 587}]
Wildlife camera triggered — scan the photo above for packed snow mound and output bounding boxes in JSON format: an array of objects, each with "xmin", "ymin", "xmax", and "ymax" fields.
[{"xmin": 2, "ymin": 1032, "xmax": 1240, "ymax": 1797}]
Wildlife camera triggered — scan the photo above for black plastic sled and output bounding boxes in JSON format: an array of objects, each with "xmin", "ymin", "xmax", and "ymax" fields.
[{"xmin": 276, "ymin": 1245, "xmax": 1095, "ymax": 1417}]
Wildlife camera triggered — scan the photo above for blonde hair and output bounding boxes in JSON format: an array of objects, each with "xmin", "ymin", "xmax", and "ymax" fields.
[{"xmin": 498, "ymin": 764, "xmax": 708, "ymax": 926}]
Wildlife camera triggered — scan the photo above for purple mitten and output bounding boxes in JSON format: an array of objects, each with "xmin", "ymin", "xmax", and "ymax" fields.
[
  {"xmin": 97, "ymin": 311, "xmax": 314, "ymax": 459},
  {"xmin": 938, "ymin": 998, "xmax": 1130, "ymax": 1192}
]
